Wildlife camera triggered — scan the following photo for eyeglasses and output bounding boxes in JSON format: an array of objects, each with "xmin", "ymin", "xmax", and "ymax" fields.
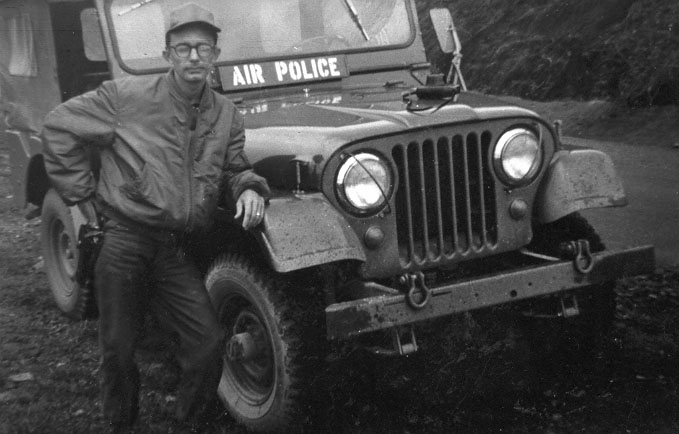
[{"xmin": 168, "ymin": 43, "xmax": 215, "ymax": 59}]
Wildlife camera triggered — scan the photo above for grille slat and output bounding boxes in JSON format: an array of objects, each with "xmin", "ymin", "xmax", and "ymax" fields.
[
  {"xmin": 394, "ymin": 131, "xmax": 498, "ymax": 267},
  {"xmin": 447, "ymin": 137, "xmax": 460, "ymax": 254},
  {"xmin": 400, "ymin": 148, "xmax": 417, "ymax": 262},
  {"xmin": 476, "ymin": 135, "xmax": 488, "ymax": 246},
  {"xmin": 417, "ymin": 143, "xmax": 430, "ymax": 258},
  {"xmin": 432, "ymin": 139, "xmax": 445, "ymax": 259},
  {"xmin": 462, "ymin": 135, "xmax": 473, "ymax": 250}
]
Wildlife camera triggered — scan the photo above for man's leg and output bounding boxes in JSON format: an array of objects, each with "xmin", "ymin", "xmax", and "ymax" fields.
[
  {"xmin": 150, "ymin": 244, "xmax": 224, "ymax": 423},
  {"xmin": 95, "ymin": 223, "xmax": 154, "ymax": 427}
]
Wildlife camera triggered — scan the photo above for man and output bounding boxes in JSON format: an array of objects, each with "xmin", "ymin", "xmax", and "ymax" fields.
[{"xmin": 42, "ymin": 3, "xmax": 269, "ymax": 430}]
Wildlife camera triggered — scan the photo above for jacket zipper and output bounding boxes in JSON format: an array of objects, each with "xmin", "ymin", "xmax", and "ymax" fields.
[{"xmin": 184, "ymin": 118, "xmax": 194, "ymax": 232}]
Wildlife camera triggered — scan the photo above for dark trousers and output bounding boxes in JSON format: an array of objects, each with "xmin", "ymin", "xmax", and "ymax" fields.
[{"xmin": 94, "ymin": 220, "xmax": 224, "ymax": 426}]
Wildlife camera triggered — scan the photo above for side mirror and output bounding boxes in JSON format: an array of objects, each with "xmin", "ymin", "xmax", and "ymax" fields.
[
  {"xmin": 429, "ymin": 8, "xmax": 455, "ymax": 54},
  {"xmin": 429, "ymin": 8, "xmax": 467, "ymax": 91}
]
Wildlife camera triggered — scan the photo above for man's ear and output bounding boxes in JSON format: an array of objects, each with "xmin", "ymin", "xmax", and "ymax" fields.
[
  {"xmin": 162, "ymin": 49, "xmax": 171, "ymax": 64},
  {"xmin": 212, "ymin": 47, "xmax": 221, "ymax": 62}
]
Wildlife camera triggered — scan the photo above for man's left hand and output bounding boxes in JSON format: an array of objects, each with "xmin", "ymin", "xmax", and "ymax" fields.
[
  {"xmin": 235, "ymin": 189, "xmax": 265, "ymax": 230},
  {"xmin": 77, "ymin": 198, "xmax": 100, "ymax": 229}
]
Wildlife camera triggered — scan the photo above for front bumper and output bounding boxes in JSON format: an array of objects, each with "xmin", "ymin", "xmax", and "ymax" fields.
[{"xmin": 325, "ymin": 245, "xmax": 655, "ymax": 340}]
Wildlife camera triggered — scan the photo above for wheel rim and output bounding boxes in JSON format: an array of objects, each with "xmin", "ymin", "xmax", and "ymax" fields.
[
  {"xmin": 49, "ymin": 217, "xmax": 77, "ymax": 297},
  {"xmin": 222, "ymin": 297, "xmax": 275, "ymax": 405}
]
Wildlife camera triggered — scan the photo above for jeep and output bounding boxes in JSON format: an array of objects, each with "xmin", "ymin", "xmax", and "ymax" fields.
[{"xmin": 1, "ymin": 0, "xmax": 655, "ymax": 432}]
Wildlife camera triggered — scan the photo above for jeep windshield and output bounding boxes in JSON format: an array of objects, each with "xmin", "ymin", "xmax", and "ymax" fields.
[{"xmin": 107, "ymin": 0, "xmax": 414, "ymax": 73}]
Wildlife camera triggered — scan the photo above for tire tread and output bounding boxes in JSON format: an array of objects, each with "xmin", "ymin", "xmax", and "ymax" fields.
[{"xmin": 206, "ymin": 252, "xmax": 323, "ymax": 433}]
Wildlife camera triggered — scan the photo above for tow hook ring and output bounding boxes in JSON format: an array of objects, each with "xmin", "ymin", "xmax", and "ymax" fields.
[
  {"xmin": 573, "ymin": 239, "xmax": 594, "ymax": 274},
  {"xmin": 405, "ymin": 272, "xmax": 431, "ymax": 309}
]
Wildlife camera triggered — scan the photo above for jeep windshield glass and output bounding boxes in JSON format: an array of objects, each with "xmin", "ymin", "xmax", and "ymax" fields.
[{"xmin": 107, "ymin": 0, "xmax": 414, "ymax": 72}]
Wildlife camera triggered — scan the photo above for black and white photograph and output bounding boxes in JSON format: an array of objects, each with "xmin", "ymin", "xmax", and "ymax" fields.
[{"xmin": 1, "ymin": 1, "xmax": 678, "ymax": 433}]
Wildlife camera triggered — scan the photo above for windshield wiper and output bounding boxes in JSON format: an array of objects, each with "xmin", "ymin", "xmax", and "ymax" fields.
[
  {"xmin": 342, "ymin": 0, "xmax": 370, "ymax": 41},
  {"xmin": 118, "ymin": 0, "xmax": 157, "ymax": 16}
]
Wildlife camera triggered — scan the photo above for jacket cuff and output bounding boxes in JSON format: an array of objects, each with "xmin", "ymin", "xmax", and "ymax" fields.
[{"xmin": 233, "ymin": 182, "xmax": 271, "ymax": 202}]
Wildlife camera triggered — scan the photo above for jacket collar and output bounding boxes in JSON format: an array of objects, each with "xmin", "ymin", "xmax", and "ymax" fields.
[{"xmin": 166, "ymin": 70, "xmax": 214, "ymax": 112}]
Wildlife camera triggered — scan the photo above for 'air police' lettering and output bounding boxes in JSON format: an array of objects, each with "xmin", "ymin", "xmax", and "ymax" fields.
[
  {"xmin": 232, "ymin": 64, "xmax": 265, "ymax": 86},
  {"xmin": 274, "ymin": 58, "xmax": 341, "ymax": 82},
  {"xmin": 222, "ymin": 56, "xmax": 349, "ymax": 90}
]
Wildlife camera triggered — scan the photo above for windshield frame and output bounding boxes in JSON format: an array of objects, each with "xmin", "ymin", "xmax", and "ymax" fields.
[{"xmin": 103, "ymin": 0, "xmax": 418, "ymax": 76}]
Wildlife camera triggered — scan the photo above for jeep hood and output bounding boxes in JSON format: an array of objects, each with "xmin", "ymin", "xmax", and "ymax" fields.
[{"xmin": 243, "ymin": 89, "xmax": 541, "ymax": 188}]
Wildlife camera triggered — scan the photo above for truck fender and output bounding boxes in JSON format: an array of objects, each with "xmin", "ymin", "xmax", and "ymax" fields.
[
  {"xmin": 535, "ymin": 149, "xmax": 627, "ymax": 223},
  {"xmin": 256, "ymin": 193, "xmax": 366, "ymax": 273},
  {"xmin": 4, "ymin": 130, "xmax": 44, "ymax": 208}
]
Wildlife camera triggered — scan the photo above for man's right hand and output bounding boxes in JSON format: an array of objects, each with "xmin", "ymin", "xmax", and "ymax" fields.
[
  {"xmin": 234, "ymin": 189, "xmax": 265, "ymax": 230},
  {"xmin": 77, "ymin": 198, "xmax": 100, "ymax": 229}
]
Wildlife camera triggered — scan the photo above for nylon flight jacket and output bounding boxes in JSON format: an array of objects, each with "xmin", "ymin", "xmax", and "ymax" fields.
[{"xmin": 42, "ymin": 72, "xmax": 270, "ymax": 233}]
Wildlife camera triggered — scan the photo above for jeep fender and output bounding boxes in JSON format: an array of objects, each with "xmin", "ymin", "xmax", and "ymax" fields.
[
  {"xmin": 256, "ymin": 193, "xmax": 366, "ymax": 273},
  {"xmin": 4, "ymin": 130, "xmax": 46, "ymax": 208},
  {"xmin": 535, "ymin": 149, "xmax": 627, "ymax": 223}
]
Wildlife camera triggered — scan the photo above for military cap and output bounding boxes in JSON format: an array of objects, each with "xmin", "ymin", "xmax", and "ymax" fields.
[{"xmin": 167, "ymin": 3, "xmax": 221, "ymax": 34}]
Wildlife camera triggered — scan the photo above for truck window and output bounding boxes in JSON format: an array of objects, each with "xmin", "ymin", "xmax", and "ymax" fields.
[
  {"xmin": 107, "ymin": 0, "xmax": 414, "ymax": 73},
  {"xmin": 109, "ymin": 1, "xmax": 164, "ymax": 69},
  {"xmin": 81, "ymin": 8, "xmax": 106, "ymax": 62},
  {"xmin": 50, "ymin": 1, "xmax": 110, "ymax": 101},
  {"xmin": 1, "ymin": 13, "xmax": 38, "ymax": 77}
]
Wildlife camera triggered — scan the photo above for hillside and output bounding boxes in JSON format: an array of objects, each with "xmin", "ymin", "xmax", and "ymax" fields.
[{"xmin": 418, "ymin": 0, "xmax": 679, "ymax": 106}]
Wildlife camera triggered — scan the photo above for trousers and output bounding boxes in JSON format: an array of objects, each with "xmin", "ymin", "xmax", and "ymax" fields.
[{"xmin": 94, "ymin": 219, "xmax": 224, "ymax": 426}]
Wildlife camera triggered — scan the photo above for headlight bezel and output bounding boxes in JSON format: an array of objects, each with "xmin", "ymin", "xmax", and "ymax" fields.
[
  {"xmin": 492, "ymin": 126, "xmax": 543, "ymax": 187},
  {"xmin": 335, "ymin": 151, "xmax": 393, "ymax": 216}
]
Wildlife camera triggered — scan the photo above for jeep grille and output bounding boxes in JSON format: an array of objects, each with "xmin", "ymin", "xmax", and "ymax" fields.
[{"xmin": 392, "ymin": 131, "xmax": 498, "ymax": 266}]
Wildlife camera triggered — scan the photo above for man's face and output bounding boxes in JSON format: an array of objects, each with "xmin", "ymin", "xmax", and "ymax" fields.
[{"xmin": 163, "ymin": 25, "xmax": 221, "ymax": 85}]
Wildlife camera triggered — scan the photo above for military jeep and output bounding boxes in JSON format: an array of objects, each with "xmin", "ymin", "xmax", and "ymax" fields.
[{"xmin": 1, "ymin": 0, "xmax": 655, "ymax": 432}]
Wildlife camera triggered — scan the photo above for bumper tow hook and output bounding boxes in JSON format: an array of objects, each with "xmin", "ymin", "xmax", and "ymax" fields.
[
  {"xmin": 576, "ymin": 239, "xmax": 594, "ymax": 274},
  {"xmin": 561, "ymin": 239, "xmax": 595, "ymax": 274},
  {"xmin": 403, "ymin": 272, "xmax": 431, "ymax": 309}
]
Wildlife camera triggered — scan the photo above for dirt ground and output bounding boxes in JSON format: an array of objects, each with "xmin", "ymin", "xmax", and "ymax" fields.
[{"xmin": 1, "ymin": 100, "xmax": 679, "ymax": 434}]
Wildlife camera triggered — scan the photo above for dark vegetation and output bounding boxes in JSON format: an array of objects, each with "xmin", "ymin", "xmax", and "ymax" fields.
[{"xmin": 419, "ymin": 0, "xmax": 679, "ymax": 106}]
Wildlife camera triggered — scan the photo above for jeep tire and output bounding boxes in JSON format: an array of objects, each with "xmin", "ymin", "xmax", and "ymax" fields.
[
  {"xmin": 522, "ymin": 212, "xmax": 616, "ymax": 374},
  {"xmin": 41, "ymin": 188, "xmax": 96, "ymax": 320},
  {"xmin": 206, "ymin": 253, "xmax": 321, "ymax": 433}
]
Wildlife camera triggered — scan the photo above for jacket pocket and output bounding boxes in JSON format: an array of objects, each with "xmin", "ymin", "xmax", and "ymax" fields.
[
  {"xmin": 193, "ymin": 160, "xmax": 221, "ymax": 205},
  {"xmin": 119, "ymin": 162, "xmax": 167, "ymax": 208},
  {"xmin": 120, "ymin": 162, "xmax": 148, "ymax": 202}
]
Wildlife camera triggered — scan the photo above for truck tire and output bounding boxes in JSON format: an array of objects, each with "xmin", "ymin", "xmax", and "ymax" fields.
[
  {"xmin": 206, "ymin": 252, "xmax": 322, "ymax": 433},
  {"xmin": 41, "ymin": 189, "xmax": 96, "ymax": 320},
  {"xmin": 523, "ymin": 212, "xmax": 616, "ymax": 372}
]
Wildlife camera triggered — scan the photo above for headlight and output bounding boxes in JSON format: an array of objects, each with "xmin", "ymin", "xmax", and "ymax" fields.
[
  {"xmin": 336, "ymin": 153, "xmax": 392, "ymax": 213},
  {"xmin": 493, "ymin": 127, "xmax": 542, "ymax": 186}
]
